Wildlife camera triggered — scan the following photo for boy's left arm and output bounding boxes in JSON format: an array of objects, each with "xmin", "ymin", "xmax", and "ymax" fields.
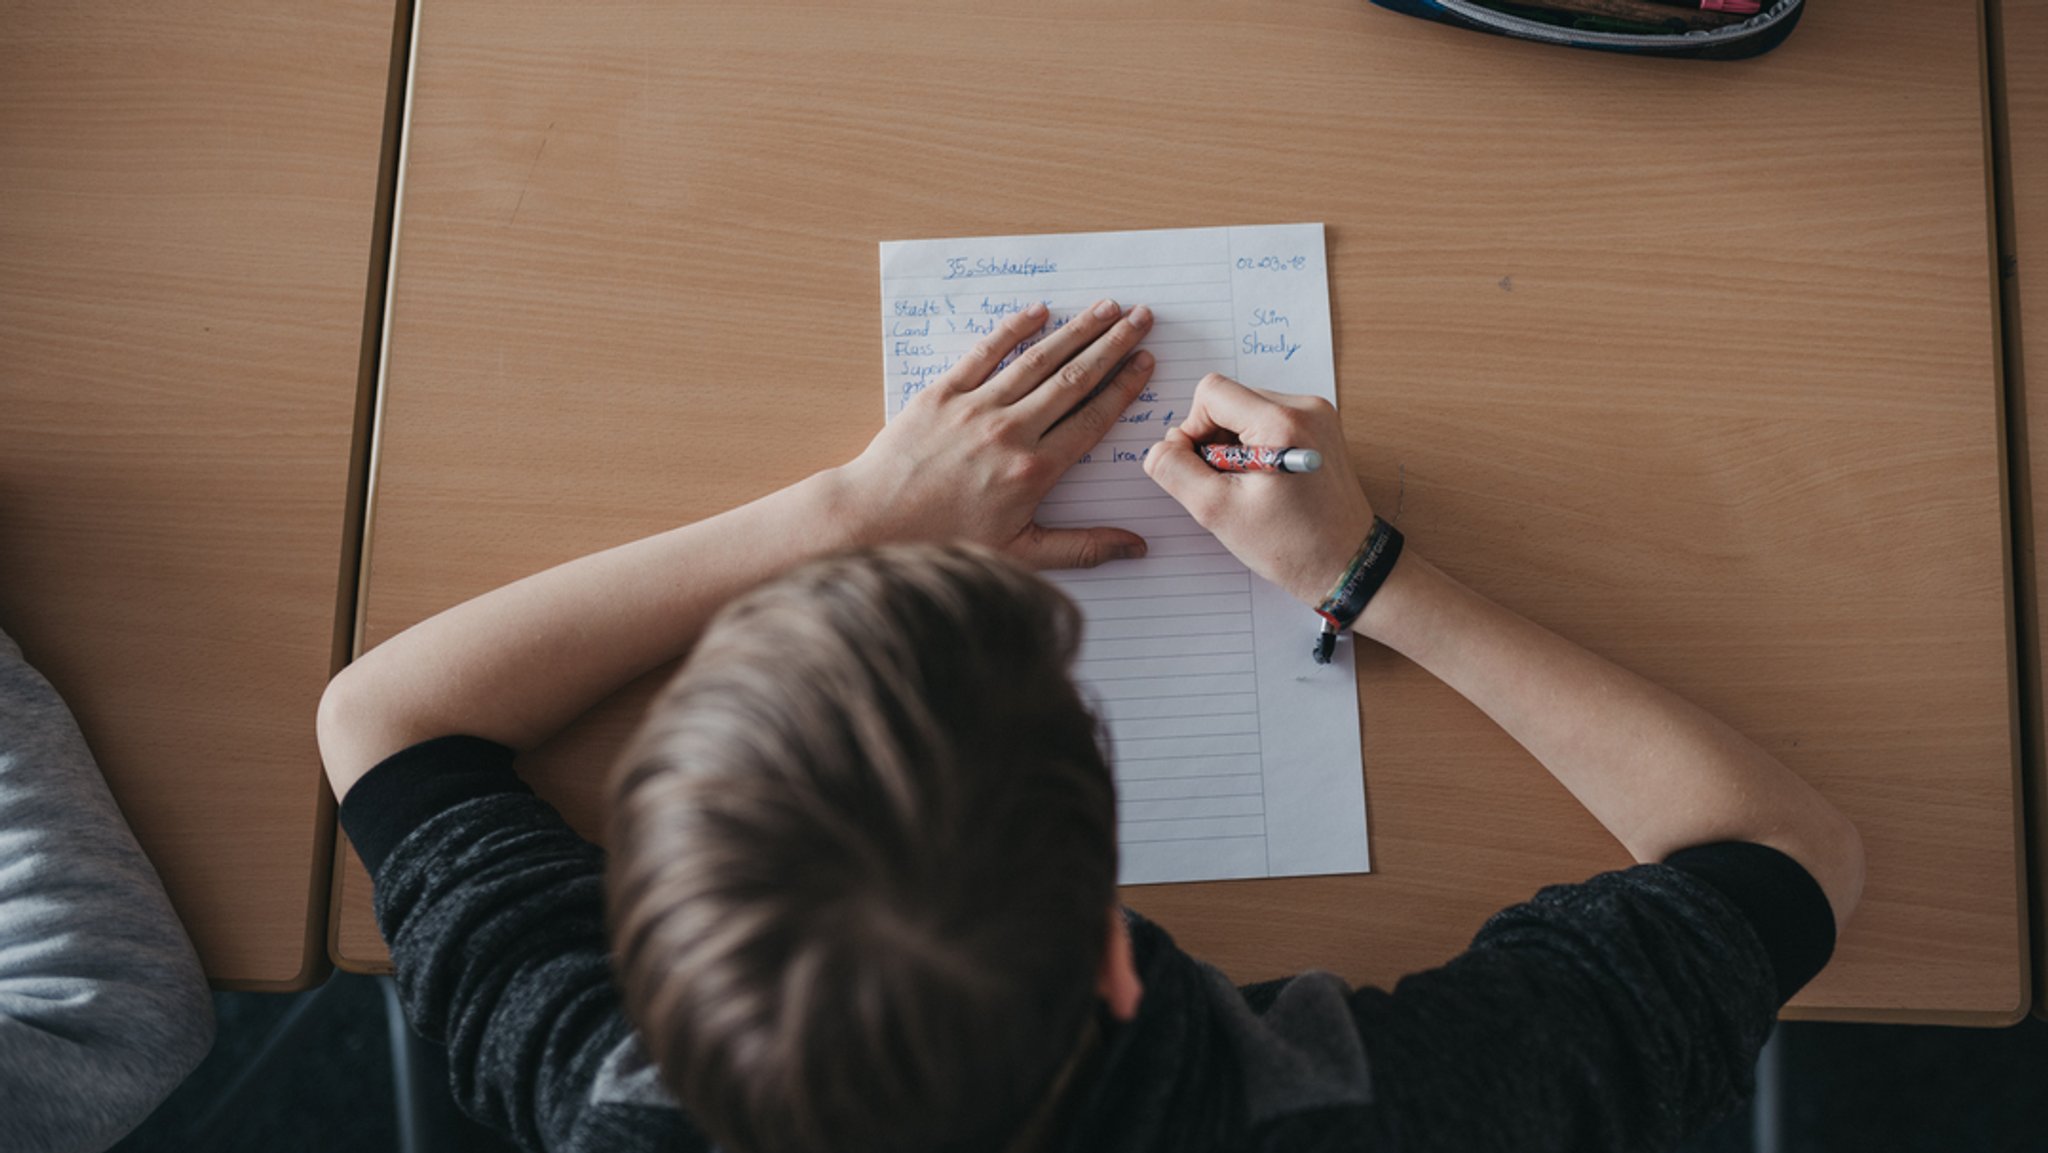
[
  {"xmin": 1336, "ymin": 845, "xmax": 1832, "ymax": 1153},
  {"xmin": 318, "ymin": 299, "xmax": 1156, "ymax": 801}
]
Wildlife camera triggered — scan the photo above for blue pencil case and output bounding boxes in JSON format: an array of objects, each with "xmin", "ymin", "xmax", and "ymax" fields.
[{"xmin": 1369, "ymin": 0, "xmax": 1806, "ymax": 59}]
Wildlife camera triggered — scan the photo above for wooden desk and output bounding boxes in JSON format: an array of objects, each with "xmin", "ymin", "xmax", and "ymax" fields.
[
  {"xmin": 0, "ymin": 2, "xmax": 404, "ymax": 988},
  {"xmin": 2000, "ymin": 0, "xmax": 2048, "ymax": 1019},
  {"xmin": 337, "ymin": 0, "xmax": 2024, "ymax": 1022}
]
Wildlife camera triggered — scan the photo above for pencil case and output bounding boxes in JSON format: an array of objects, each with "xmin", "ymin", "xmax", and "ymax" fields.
[{"xmin": 1368, "ymin": 0, "xmax": 1806, "ymax": 59}]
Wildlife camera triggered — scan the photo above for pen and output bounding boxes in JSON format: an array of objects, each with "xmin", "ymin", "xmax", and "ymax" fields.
[{"xmin": 1201, "ymin": 444, "xmax": 1323, "ymax": 474}]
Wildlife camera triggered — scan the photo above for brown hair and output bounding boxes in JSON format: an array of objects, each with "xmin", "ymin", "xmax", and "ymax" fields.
[{"xmin": 607, "ymin": 544, "xmax": 1117, "ymax": 1153}]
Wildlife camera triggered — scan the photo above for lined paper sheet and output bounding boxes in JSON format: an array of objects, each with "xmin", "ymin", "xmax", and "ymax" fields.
[{"xmin": 879, "ymin": 224, "xmax": 1368, "ymax": 884}]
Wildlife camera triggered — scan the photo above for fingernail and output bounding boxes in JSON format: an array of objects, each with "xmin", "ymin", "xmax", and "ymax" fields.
[
  {"xmin": 1116, "ymin": 542, "xmax": 1147, "ymax": 561},
  {"xmin": 1092, "ymin": 298, "xmax": 1120, "ymax": 320},
  {"xmin": 1024, "ymin": 301, "xmax": 1047, "ymax": 319},
  {"xmin": 1132, "ymin": 350, "xmax": 1154, "ymax": 371},
  {"xmin": 1129, "ymin": 305, "xmax": 1153, "ymax": 331}
]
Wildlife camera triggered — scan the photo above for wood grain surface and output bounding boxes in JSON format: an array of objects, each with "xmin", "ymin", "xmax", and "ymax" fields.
[
  {"xmin": 1999, "ymin": 0, "xmax": 2048, "ymax": 1019},
  {"xmin": 337, "ymin": 0, "xmax": 2023, "ymax": 1021},
  {"xmin": 0, "ymin": 2, "xmax": 403, "ymax": 988}
]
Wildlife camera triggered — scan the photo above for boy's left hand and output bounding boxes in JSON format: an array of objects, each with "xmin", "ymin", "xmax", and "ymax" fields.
[{"xmin": 836, "ymin": 297, "xmax": 1156, "ymax": 570}]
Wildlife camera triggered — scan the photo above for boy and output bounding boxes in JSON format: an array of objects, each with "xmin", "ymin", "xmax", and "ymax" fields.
[{"xmin": 319, "ymin": 298, "xmax": 1862, "ymax": 1152}]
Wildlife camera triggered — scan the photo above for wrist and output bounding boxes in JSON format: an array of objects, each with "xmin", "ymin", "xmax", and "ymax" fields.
[
  {"xmin": 1351, "ymin": 547, "xmax": 1440, "ymax": 651},
  {"xmin": 1304, "ymin": 516, "xmax": 1403, "ymax": 629},
  {"xmin": 794, "ymin": 466, "xmax": 884, "ymax": 553}
]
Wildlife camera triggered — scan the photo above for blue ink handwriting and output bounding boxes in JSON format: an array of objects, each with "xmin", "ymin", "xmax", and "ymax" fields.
[
  {"xmin": 1241, "ymin": 331, "xmax": 1302, "ymax": 361},
  {"xmin": 945, "ymin": 256, "xmax": 1060, "ymax": 280}
]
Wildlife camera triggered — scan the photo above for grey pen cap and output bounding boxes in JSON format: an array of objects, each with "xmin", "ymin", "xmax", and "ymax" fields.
[{"xmin": 1279, "ymin": 448, "xmax": 1323, "ymax": 473}]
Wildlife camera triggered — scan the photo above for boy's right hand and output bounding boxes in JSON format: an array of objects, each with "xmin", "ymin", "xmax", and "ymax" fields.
[{"xmin": 1143, "ymin": 374, "xmax": 1377, "ymax": 607}]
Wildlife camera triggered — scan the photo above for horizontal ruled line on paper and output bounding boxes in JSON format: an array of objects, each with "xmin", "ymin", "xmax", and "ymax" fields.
[
  {"xmin": 1122, "ymin": 795, "xmax": 1265, "ymax": 823},
  {"xmin": 883, "ymin": 262, "xmax": 1232, "ymax": 281},
  {"xmin": 1065, "ymin": 593, "xmax": 1252, "ymax": 621},
  {"xmin": 1077, "ymin": 652, "xmax": 1255, "ymax": 681},
  {"xmin": 1113, "ymin": 755, "xmax": 1266, "ymax": 781},
  {"xmin": 883, "ymin": 283, "xmax": 1235, "ymax": 299},
  {"xmin": 1119, "ymin": 819, "xmax": 1267, "ymax": 843},
  {"xmin": 1038, "ymin": 498, "xmax": 1189, "ymax": 526},
  {"xmin": 1107, "ymin": 713, "xmax": 1261, "ymax": 742},
  {"xmin": 1079, "ymin": 633, "xmax": 1253, "ymax": 665},
  {"xmin": 884, "ymin": 271, "xmax": 1233, "ymax": 289},
  {"xmin": 883, "ymin": 283, "xmax": 1232, "ymax": 304},
  {"xmin": 1062, "ymin": 574, "xmax": 1251, "ymax": 602},
  {"xmin": 1083, "ymin": 651, "xmax": 1256, "ymax": 676},
  {"xmin": 895, "ymin": 330, "xmax": 1233, "ymax": 347},
  {"xmin": 881, "ymin": 223, "xmax": 1365, "ymax": 885},
  {"xmin": 1083, "ymin": 673, "xmax": 1257, "ymax": 699},
  {"xmin": 1120, "ymin": 774, "xmax": 1264, "ymax": 800},
  {"xmin": 1095, "ymin": 691, "xmax": 1259, "ymax": 719},
  {"xmin": 1083, "ymin": 615, "xmax": 1249, "ymax": 642},
  {"xmin": 1056, "ymin": 557, "xmax": 1250, "ymax": 584},
  {"xmin": 1079, "ymin": 536, "xmax": 1230, "ymax": 562},
  {"xmin": 1121, "ymin": 812, "xmax": 1264, "ymax": 829},
  {"xmin": 1108, "ymin": 732, "xmax": 1261, "ymax": 760},
  {"xmin": 891, "ymin": 259, "xmax": 1224, "ymax": 276},
  {"xmin": 1040, "ymin": 479, "xmax": 1172, "ymax": 504},
  {"xmin": 1049, "ymin": 516, "xmax": 1221, "ymax": 541}
]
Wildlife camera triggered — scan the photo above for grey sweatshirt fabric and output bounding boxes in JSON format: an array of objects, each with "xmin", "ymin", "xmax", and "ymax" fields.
[{"xmin": 0, "ymin": 626, "xmax": 214, "ymax": 1153}]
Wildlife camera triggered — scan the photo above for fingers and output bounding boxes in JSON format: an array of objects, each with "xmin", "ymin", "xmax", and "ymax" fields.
[
  {"xmin": 1009, "ymin": 305, "xmax": 1155, "ymax": 433},
  {"xmin": 982, "ymin": 298, "xmax": 1128, "ymax": 407},
  {"xmin": 1177, "ymin": 372, "xmax": 1295, "ymax": 444},
  {"xmin": 1141, "ymin": 427, "xmax": 1229, "ymax": 527},
  {"xmin": 1008, "ymin": 523, "xmax": 1148, "ymax": 571},
  {"xmin": 935, "ymin": 302, "xmax": 1049, "ymax": 393},
  {"xmin": 1039, "ymin": 348, "xmax": 1156, "ymax": 463}
]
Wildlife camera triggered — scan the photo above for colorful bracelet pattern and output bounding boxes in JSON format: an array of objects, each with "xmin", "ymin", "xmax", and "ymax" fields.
[{"xmin": 1311, "ymin": 517, "xmax": 1404, "ymax": 664}]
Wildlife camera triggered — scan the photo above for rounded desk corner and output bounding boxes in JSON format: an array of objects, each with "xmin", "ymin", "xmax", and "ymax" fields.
[
  {"xmin": 1782, "ymin": 983, "xmax": 2032, "ymax": 1028},
  {"xmin": 212, "ymin": 948, "xmax": 335, "ymax": 995},
  {"xmin": 328, "ymin": 945, "xmax": 396, "ymax": 978},
  {"xmin": 326, "ymin": 882, "xmax": 395, "ymax": 977}
]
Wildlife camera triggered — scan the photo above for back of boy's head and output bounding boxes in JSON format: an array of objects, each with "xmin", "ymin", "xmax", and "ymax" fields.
[{"xmin": 608, "ymin": 544, "xmax": 1118, "ymax": 1153}]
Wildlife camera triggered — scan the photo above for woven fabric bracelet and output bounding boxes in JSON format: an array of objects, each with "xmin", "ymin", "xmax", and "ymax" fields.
[{"xmin": 1312, "ymin": 516, "xmax": 1405, "ymax": 665}]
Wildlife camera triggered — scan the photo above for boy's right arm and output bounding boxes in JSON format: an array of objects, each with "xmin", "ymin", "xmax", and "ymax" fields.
[{"xmin": 1142, "ymin": 373, "xmax": 1865, "ymax": 929}]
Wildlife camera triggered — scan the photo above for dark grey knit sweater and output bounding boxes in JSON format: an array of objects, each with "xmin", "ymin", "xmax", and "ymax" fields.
[{"xmin": 342, "ymin": 736, "xmax": 1833, "ymax": 1153}]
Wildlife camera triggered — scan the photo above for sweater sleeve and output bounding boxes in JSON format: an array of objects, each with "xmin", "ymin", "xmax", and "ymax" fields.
[
  {"xmin": 0, "ymin": 626, "xmax": 216, "ymax": 1153},
  {"xmin": 1347, "ymin": 860, "xmax": 1797, "ymax": 1153},
  {"xmin": 340, "ymin": 737, "xmax": 710, "ymax": 1153}
]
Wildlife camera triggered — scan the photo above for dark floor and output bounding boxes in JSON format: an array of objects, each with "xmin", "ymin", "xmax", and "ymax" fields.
[
  {"xmin": 107, "ymin": 974, "xmax": 515, "ymax": 1153},
  {"xmin": 108, "ymin": 975, "xmax": 2048, "ymax": 1153}
]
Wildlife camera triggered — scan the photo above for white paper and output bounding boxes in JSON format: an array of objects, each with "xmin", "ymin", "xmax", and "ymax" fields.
[{"xmin": 878, "ymin": 224, "xmax": 1369, "ymax": 884}]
